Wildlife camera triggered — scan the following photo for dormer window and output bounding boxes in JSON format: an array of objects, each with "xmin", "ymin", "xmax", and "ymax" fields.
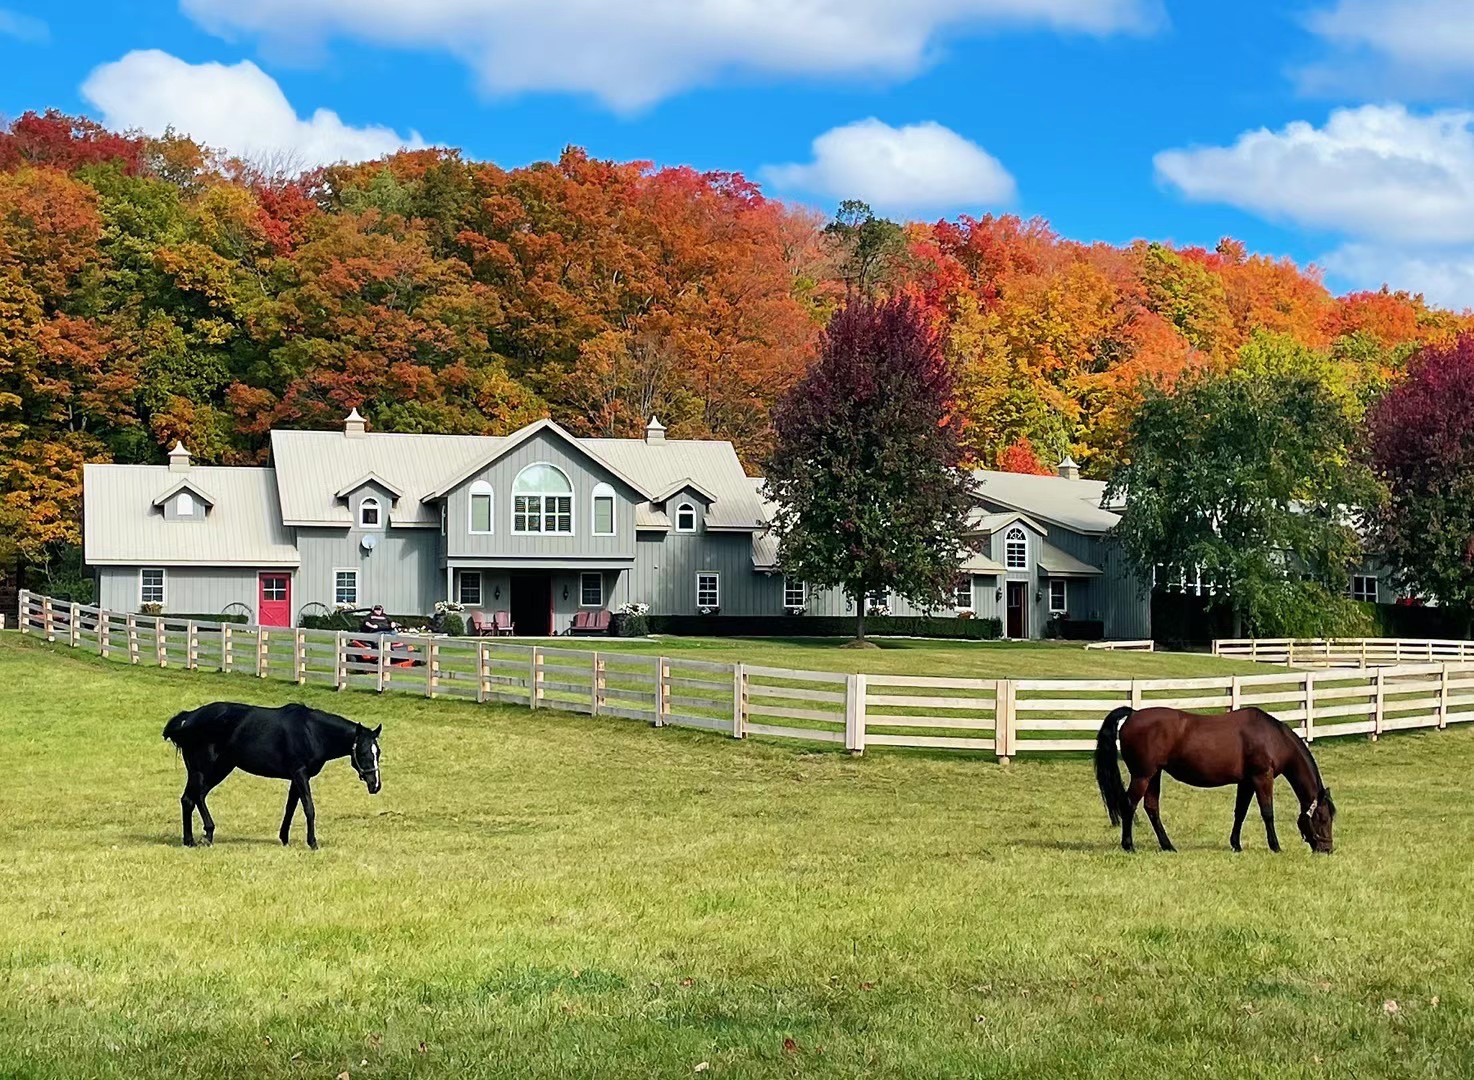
[
  {"xmin": 1005, "ymin": 526, "xmax": 1028, "ymax": 570},
  {"xmin": 177, "ymin": 492, "xmax": 195, "ymax": 517},
  {"xmin": 675, "ymin": 502, "xmax": 697, "ymax": 532},
  {"xmin": 359, "ymin": 496, "xmax": 382, "ymax": 530}
]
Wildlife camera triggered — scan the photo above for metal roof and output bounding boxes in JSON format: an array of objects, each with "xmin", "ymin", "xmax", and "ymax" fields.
[
  {"xmin": 84, "ymin": 465, "xmax": 300, "ymax": 567},
  {"xmin": 583, "ymin": 437, "xmax": 765, "ymax": 530},
  {"xmin": 972, "ymin": 469, "xmax": 1120, "ymax": 535},
  {"xmin": 1037, "ymin": 541, "xmax": 1103, "ymax": 577}
]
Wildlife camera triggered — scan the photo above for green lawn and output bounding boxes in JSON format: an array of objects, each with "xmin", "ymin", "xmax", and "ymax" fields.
[
  {"xmin": 3, "ymin": 633, "xmax": 1472, "ymax": 1078},
  {"xmin": 505, "ymin": 634, "xmax": 1264, "ymax": 679}
]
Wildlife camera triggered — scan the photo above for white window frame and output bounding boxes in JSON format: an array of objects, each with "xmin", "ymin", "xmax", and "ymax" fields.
[
  {"xmin": 260, "ymin": 575, "xmax": 289, "ymax": 603},
  {"xmin": 139, "ymin": 568, "xmax": 166, "ymax": 605},
  {"xmin": 440, "ymin": 502, "xmax": 447, "ymax": 537},
  {"xmin": 511, "ymin": 462, "xmax": 574, "ymax": 536},
  {"xmin": 783, "ymin": 576, "xmax": 807, "ymax": 609},
  {"xmin": 333, "ymin": 568, "xmax": 359, "ymax": 607},
  {"xmin": 1351, "ymin": 575, "xmax": 1378, "ymax": 604},
  {"xmin": 580, "ymin": 571, "xmax": 604, "ymax": 608},
  {"xmin": 459, "ymin": 570, "xmax": 483, "ymax": 607},
  {"xmin": 1005, "ymin": 527, "xmax": 1028, "ymax": 570},
  {"xmin": 696, "ymin": 572, "xmax": 720, "ymax": 609},
  {"xmin": 591, "ymin": 483, "xmax": 616, "ymax": 537},
  {"xmin": 177, "ymin": 492, "xmax": 195, "ymax": 517},
  {"xmin": 1049, "ymin": 579, "xmax": 1068, "ymax": 613},
  {"xmin": 954, "ymin": 577, "xmax": 974, "ymax": 611},
  {"xmin": 359, "ymin": 496, "xmax": 383, "ymax": 530},
  {"xmin": 468, "ymin": 480, "xmax": 494, "ymax": 535},
  {"xmin": 675, "ymin": 502, "xmax": 697, "ymax": 533}
]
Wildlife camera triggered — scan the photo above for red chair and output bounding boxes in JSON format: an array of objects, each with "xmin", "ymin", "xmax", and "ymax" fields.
[
  {"xmin": 467, "ymin": 611, "xmax": 495, "ymax": 637},
  {"xmin": 492, "ymin": 610, "xmax": 515, "ymax": 636},
  {"xmin": 568, "ymin": 610, "xmax": 611, "ymax": 636}
]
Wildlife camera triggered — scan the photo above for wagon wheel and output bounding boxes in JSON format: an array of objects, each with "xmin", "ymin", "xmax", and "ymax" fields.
[
  {"xmin": 220, "ymin": 602, "xmax": 252, "ymax": 623},
  {"xmin": 297, "ymin": 601, "xmax": 331, "ymax": 621}
]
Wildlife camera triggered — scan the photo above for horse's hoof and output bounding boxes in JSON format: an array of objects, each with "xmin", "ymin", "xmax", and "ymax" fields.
[
  {"xmin": 1231, "ymin": 844, "xmax": 1242, "ymax": 853},
  {"xmin": 279, "ymin": 837, "xmax": 290, "ymax": 847},
  {"xmin": 182, "ymin": 838, "xmax": 196, "ymax": 848},
  {"xmin": 1161, "ymin": 845, "xmax": 1177, "ymax": 853}
]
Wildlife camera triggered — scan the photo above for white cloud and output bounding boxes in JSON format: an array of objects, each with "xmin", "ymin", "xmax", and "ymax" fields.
[
  {"xmin": 1154, "ymin": 105, "xmax": 1474, "ymax": 246},
  {"xmin": 178, "ymin": 0, "xmax": 1162, "ymax": 111},
  {"xmin": 1302, "ymin": 0, "xmax": 1474, "ymax": 96},
  {"xmin": 80, "ymin": 49, "xmax": 424, "ymax": 167},
  {"xmin": 1155, "ymin": 105, "xmax": 1474, "ymax": 306},
  {"xmin": 763, "ymin": 119, "xmax": 1016, "ymax": 214},
  {"xmin": 0, "ymin": 8, "xmax": 47, "ymax": 42}
]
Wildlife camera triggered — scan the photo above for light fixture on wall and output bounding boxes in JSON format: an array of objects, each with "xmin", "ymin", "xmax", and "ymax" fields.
[
  {"xmin": 995, "ymin": 586, "xmax": 1003, "ymax": 602},
  {"xmin": 1035, "ymin": 589, "xmax": 1043, "ymax": 603},
  {"xmin": 493, "ymin": 586, "xmax": 501, "ymax": 600},
  {"xmin": 562, "ymin": 585, "xmax": 569, "ymax": 601}
]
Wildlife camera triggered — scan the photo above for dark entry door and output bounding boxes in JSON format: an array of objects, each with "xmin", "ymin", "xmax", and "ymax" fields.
[
  {"xmin": 1006, "ymin": 581, "xmax": 1027, "ymax": 639},
  {"xmin": 510, "ymin": 573, "xmax": 552, "ymax": 636}
]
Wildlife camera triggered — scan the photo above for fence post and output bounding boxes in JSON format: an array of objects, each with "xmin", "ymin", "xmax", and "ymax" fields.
[
  {"xmin": 844, "ymin": 673, "xmax": 867, "ymax": 754},
  {"xmin": 257, "ymin": 629, "xmax": 268, "ymax": 678},
  {"xmin": 42, "ymin": 595, "xmax": 55, "ymax": 641},
  {"xmin": 98, "ymin": 610, "xmax": 111, "ymax": 659},
  {"xmin": 731, "ymin": 662, "xmax": 747, "ymax": 738},
  {"xmin": 476, "ymin": 641, "xmax": 490, "ymax": 704},
  {"xmin": 529, "ymin": 646, "xmax": 542, "ymax": 709},
  {"xmin": 1361, "ymin": 640, "xmax": 1368, "ymax": 668},
  {"xmin": 376, "ymin": 635, "xmax": 388, "ymax": 694},
  {"xmin": 1130, "ymin": 680, "xmax": 1143, "ymax": 710},
  {"xmin": 591, "ymin": 652, "xmax": 603, "ymax": 716},
  {"xmin": 125, "ymin": 614, "xmax": 139, "ymax": 664},
  {"xmin": 1230, "ymin": 674, "xmax": 1242, "ymax": 712},
  {"xmin": 153, "ymin": 618, "xmax": 166, "ymax": 667},
  {"xmin": 1372, "ymin": 669, "xmax": 1385, "ymax": 741},
  {"xmin": 69, "ymin": 602, "xmax": 80, "ymax": 648},
  {"xmin": 426, "ymin": 639, "xmax": 440, "ymax": 699},
  {"xmin": 1438, "ymin": 660, "xmax": 1450, "ymax": 727},
  {"xmin": 334, "ymin": 632, "xmax": 347, "ymax": 690},
  {"xmin": 1303, "ymin": 672, "xmax": 1315, "ymax": 743},
  {"xmin": 221, "ymin": 624, "xmax": 233, "ymax": 672},
  {"xmin": 1211, "ymin": 639, "xmax": 1220, "ymax": 657},
  {"xmin": 293, "ymin": 628, "xmax": 307, "ymax": 685},
  {"xmin": 1250, "ymin": 639, "xmax": 1259, "ymax": 662},
  {"xmin": 187, "ymin": 621, "xmax": 199, "ymax": 670},
  {"xmin": 655, "ymin": 656, "xmax": 669, "ymax": 727},
  {"xmin": 17, "ymin": 589, "xmax": 29, "ymax": 634}
]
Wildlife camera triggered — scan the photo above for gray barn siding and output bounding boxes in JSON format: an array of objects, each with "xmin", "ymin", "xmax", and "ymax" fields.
[
  {"xmin": 97, "ymin": 565, "xmax": 263, "ymax": 618},
  {"xmin": 444, "ymin": 430, "xmax": 638, "ymax": 563},
  {"xmin": 620, "ymin": 533, "xmax": 780, "ymax": 616},
  {"xmin": 1032, "ymin": 527, "xmax": 1150, "ymax": 640},
  {"xmin": 296, "ymin": 527, "xmax": 441, "ymax": 619}
]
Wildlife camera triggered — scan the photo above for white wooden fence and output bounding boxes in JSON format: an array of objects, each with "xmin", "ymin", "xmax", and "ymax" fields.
[
  {"xmin": 1213, "ymin": 637, "xmax": 1474, "ymax": 667},
  {"xmin": 16, "ymin": 591, "xmax": 1474, "ymax": 760}
]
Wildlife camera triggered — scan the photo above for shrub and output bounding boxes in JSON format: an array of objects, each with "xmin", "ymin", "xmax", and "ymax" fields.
[
  {"xmin": 440, "ymin": 613, "xmax": 466, "ymax": 638},
  {"xmin": 614, "ymin": 602, "xmax": 650, "ymax": 637},
  {"xmin": 645, "ymin": 615, "xmax": 1003, "ymax": 640}
]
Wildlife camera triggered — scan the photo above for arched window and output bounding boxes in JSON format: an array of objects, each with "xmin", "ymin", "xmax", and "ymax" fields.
[
  {"xmin": 468, "ymin": 480, "xmax": 494, "ymax": 534},
  {"xmin": 592, "ymin": 482, "xmax": 615, "ymax": 536},
  {"xmin": 675, "ymin": 502, "xmax": 697, "ymax": 532},
  {"xmin": 512, "ymin": 464, "xmax": 573, "ymax": 534},
  {"xmin": 1005, "ymin": 526, "xmax": 1027, "ymax": 569},
  {"xmin": 359, "ymin": 496, "xmax": 382, "ymax": 529},
  {"xmin": 177, "ymin": 492, "xmax": 195, "ymax": 517}
]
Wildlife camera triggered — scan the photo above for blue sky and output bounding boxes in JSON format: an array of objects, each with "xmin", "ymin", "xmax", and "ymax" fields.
[{"xmin": 4, "ymin": 1, "xmax": 1474, "ymax": 305}]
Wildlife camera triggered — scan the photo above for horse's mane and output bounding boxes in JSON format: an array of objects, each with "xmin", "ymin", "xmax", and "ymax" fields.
[{"xmin": 1272, "ymin": 711, "xmax": 1331, "ymax": 806}]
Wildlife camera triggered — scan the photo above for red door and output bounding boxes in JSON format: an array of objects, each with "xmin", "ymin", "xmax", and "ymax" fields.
[{"xmin": 258, "ymin": 573, "xmax": 291, "ymax": 627}]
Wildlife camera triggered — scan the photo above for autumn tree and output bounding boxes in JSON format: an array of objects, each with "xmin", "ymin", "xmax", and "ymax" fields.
[
  {"xmin": 824, "ymin": 200, "xmax": 905, "ymax": 299},
  {"xmin": 1365, "ymin": 335, "xmax": 1474, "ymax": 630},
  {"xmin": 765, "ymin": 296, "xmax": 974, "ymax": 644},
  {"xmin": 1108, "ymin": 336, "xmax": 1379, "ymax": 637}
]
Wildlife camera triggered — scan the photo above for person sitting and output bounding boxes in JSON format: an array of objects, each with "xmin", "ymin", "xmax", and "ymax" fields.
[{"xmin": 359, "ymin": 605, "xmax": 395, "ymax": 634}]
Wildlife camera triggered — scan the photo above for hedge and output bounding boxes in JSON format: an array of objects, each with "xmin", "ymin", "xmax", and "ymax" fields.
[
  {"xmin": 154, "ymin": 612, "xmax": 251, "ymax": 625},
  {"xmin": 644, "ymin": 614, "xmax": 1003, "ymax": 640}
]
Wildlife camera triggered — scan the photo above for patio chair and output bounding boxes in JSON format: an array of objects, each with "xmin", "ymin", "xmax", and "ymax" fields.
[
  {"xmin": 568, "ymin": 609, "xmax": 611, "ymax": 636},
  {"xmin": 467, "ymin": 610, "xmax": 495, "ymax": 637},
  {"xmin": 492, "ymin": 610, "xmax": 515, "ymax": 636}
]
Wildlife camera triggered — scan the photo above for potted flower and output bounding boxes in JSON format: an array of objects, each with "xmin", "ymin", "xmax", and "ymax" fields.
[{"xmin": 614, "ymin": 601, "xmax": 650, "ymax": 637}]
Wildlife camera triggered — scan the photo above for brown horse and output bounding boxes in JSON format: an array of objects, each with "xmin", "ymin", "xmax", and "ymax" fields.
[{"xmin": 1094, "ymin": 706, "xmax": 1335, "ymax": 854}]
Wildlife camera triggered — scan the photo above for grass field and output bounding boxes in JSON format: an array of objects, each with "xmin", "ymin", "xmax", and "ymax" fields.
[
  {"xmin": 501, "ymin": 634, "xmax": 1264, "ymax": 679},
  {"xmin": 3, "ymin": 633, "xmax": 1473, "ymax": 1078}
]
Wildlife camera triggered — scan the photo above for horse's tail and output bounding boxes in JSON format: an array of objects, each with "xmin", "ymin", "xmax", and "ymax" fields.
[{"xmin": 1095, "ymin": 706, "xmax": 1133, "ymax": 827}]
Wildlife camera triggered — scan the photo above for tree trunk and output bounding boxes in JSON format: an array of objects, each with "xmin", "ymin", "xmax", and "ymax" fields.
[
  {"xmin": 1232, "ymin": 607, "xmax": 1244, "ymax": 639},
  {"xmin": 856, "ymin": 607, "xmax": 867, "ymax": 643}
]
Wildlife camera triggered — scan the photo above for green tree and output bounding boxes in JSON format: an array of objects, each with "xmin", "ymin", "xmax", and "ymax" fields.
[
  {"xmin": 824, "ymin": 200, "xmax": 905, "ymax": 299},
  {"xmin": 1107, "ymin": 340, "xmax": 1378, "ymax": 637},
  {"xmin": 765, "ymin": 296, "xmax": 974, "ymax": 644}
]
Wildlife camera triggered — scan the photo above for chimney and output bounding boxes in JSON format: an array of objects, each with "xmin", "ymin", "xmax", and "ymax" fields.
[
  {"xmin": 168, "ymin": 441, "xmax": 191, "ymax": 473},
  {"xmin": 1057, "ymin": 454, "xmax": 1080, "ymax": 481},
  {"xmin": 645, "ymin": 416, "xmax": 666, "ymax": 445},
  {"xmin": 345, "ymin": 408, "xmax": 367, "ymax": 439}
]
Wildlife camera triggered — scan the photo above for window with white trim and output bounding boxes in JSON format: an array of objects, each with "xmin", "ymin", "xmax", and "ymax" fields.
[
  {"xmin": 140, "ymin": 568, "xmax": 165, "ymax": 605},
  {"xmin": 468, "ymin": 480, "xmax": 494, "ymax": 534},
  {"xmin": 512, "ymin": 464, "xmax": 573, "ymax": 534},
  {"xmin": 954, "ymin": 577, "xmax": 973, "ymax": 611},
  {"xmin": 696, "ymin": 572, "xmax": 720, "ymax": 609},
  {"xmin": 177, "ymin": 492, "xmax": 195, "ymax": 516},
  {"xmin": 1005, "ymin": 527, "xmax": 1028, "ymax": 570},
  {"xmin": 459, "ymin": 570, "xmax": 482, "ymax": 607},
  {"xmin": 1049, "ymin": 579, "xmax": 1068, "ymax": 613},
  {"xmin": 440, "ymin": 502, "xmax": 447, "ymax": 537},
  {"xmin": 359, "ymin": 496, "xmax": 382, "ymax": 529},
  {"xmin": 1351, "ymin": 575, "xmax": 1378, "ymax": 603},
  {"xmin": 783, "ymin": 577, "xmax": 807, "ymax": 609},
  {"xmin": 581, "ymin": 572, "xmax": 604, "ymax": 607},
  {"xmin": 675, "ymin": 502, "xmax": 697, "ymax": 532},
  {"xmin": 334, "ymin": 569, "xmax": 358, "ymax": 607},
  {"xmin": 592, "ymin": 483, "xmax": 615, "ymax": 536}
]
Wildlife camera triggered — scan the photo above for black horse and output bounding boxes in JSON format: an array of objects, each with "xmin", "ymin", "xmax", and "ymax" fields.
[{"xmin": 162, "ymin": 702, "xmax": 382, "ymax": 848}]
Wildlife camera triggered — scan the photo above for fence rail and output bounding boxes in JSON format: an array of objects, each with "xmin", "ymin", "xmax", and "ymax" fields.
[
  {"xmin": 17, "ymin": 591, "xmax": 1474, "ymax": 760},
  {"xmin": 1213, "ymin": 636, "xmax": 1474, "ymax": 667}
]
